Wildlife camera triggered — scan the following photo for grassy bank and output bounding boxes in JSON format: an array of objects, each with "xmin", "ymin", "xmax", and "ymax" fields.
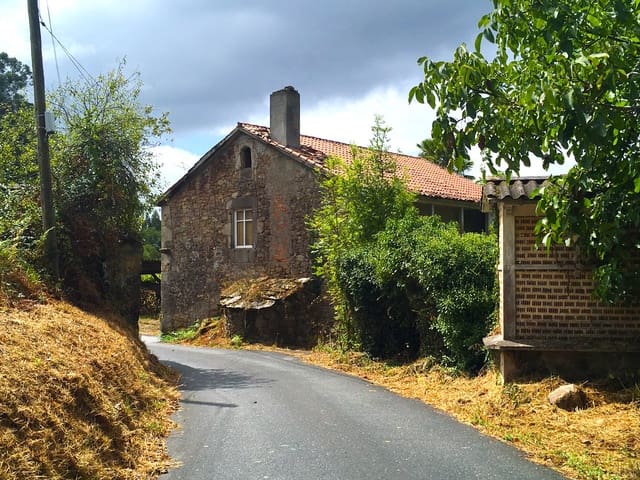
[{"xmin": 0, "ymin": 301, "xmax": 179, "ymax": 480}]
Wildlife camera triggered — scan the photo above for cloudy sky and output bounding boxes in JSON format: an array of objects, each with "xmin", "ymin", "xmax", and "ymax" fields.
[{"xmin": 1, "ymin": 0, "xmax": 569, "ymax": 189}]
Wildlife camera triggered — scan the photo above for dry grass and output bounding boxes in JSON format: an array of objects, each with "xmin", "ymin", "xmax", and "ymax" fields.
[
  {"xmin": 138, "ymin": 315, "xmax": 161, "ymax": 337},
  {"xmin": 221, "ymin": 276, "xmax": 305, "ymax": 306},
  {"xmin": 0, "ymin": 300, "xmax": 180, "ymax": 480}
]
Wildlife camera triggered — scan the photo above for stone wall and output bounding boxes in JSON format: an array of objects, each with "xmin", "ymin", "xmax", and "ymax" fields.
[
  {"xmin": 160, "ymin": 132, "xmax": 321, "ymax": 331},
  {"xmin": 222, "ymin": 278, "xmax": 327, "ymax": 347},
  {"xmin": 104, "ymin": 238, "xmax": 142, "ymax": 331}
]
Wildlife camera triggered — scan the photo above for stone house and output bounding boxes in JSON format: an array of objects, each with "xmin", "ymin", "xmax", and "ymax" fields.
[
  {"xmin": 158, "ymin": 86, "xmax": 485, "ymax": 333},
  {"xmin": 482, "ymin": 177, "xmax": 640, "ymax": 382}
]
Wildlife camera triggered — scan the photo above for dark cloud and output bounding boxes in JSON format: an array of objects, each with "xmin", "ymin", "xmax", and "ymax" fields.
[{"xmin": 39, "ymin": 0, "xmax": 491, "ymax": 136}]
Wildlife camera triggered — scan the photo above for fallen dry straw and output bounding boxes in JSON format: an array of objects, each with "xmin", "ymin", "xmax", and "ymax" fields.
[{"xmin": 0, "ymin": 300, "xmax": 179, "ymax": 480}]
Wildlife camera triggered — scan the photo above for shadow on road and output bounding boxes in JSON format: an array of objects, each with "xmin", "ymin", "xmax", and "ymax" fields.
[{"xmin": 162, "ymin": 360, "xmax": 273, "ymax": 392}]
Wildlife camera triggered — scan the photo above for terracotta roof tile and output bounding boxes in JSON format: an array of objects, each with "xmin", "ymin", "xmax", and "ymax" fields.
[{"xmin": 239, "ymin": 123, "xmax": 482, "ymax": 203}]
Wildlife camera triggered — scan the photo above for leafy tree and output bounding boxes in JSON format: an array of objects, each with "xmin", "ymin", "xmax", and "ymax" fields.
[
  {"xmin": 311, "ymin": 117, "xmax": 498, "ymax": 367},
  {"xmin": 417, "ymin": 138, "xmax": 472, "ymax": 174},
  {"xmin": 0, "ymin": 106, "xmax": 42, "ymax": 263},
  {"xmin": 51, "ymin": 62, "xmax": 169, "ymax": 239},
  {"xmin": 410, "ymin": 0, "xmax": 640, "ymax": 303},
  {"xmin": 48, "ymin": 61, "xmax": 170, "ymax": 306},
  {"xmin": 310, "ymin": 116, "xmax": 415, "ymax": 279},
  {"xmin": 309, "ymin": 116, "xmax": 416, "ymax": 346},
  {"xmin": 0, "ymin": 55, "xmax": 37, "ymax": 253},
  {"xmin": 142, "ymin": 209, "xmax": 161, "ymax": 261},
  {"xmin": 0, "ymin": 52, "xmax": 32, "ymax": 118},
  {"xmin": 0, "ymin": 59, "xmax": 169, "ymax": 317}
]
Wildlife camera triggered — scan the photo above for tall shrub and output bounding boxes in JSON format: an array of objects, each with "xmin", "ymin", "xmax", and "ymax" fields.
[
  {"xmin": 309, "ymin": 117, "xmax": 415, "ymax": 348},
  {"xmin": 310, "ymin": 118, "xmax": 497, "ymax": 370},
  {"xmin": 50, "ymin": 62, "xmax": 170, "ymax": 306}
]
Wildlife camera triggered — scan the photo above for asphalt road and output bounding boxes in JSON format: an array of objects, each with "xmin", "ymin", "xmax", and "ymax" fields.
[{"xmin": 144, "ymin": 337, "xmax": 566, "ymax": 480}]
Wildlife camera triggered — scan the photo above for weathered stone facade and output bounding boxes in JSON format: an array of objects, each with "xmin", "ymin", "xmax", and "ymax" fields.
[
  {"xmin": 159, "ymin": 131, "xmax": 320, "ymax": 332},
  {"xmin": 221, "ymin": 277, "xmax": 327, "ymax": 347}
]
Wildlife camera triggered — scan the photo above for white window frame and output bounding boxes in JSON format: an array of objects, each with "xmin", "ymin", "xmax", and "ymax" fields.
[{"xmin": 234, "ymin": 209, "xmax": 254, "ymax": 248}]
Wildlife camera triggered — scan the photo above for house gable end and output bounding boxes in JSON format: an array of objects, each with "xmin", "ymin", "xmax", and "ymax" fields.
[{"xmin": 158, "ymin": 125, "xmax": 323, "ymax": 206}]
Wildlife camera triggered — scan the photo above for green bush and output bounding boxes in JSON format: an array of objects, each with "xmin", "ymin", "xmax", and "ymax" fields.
[
  {"xmin": 335, "ymin": 248, "xmax": 417, "ymax": 358},
  {"xmin": 309, "ymin": 118, "xmax": 497, "ymax": 371},
  {"xmin": 336, "ymin": 213, "xmax": 497, "ymax": 371}
]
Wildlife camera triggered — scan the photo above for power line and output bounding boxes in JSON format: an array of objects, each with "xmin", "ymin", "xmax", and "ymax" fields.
[
  {"xmin": 44, "ymin": 0, "xmax": 62, "ymax": 88},
  {"xmin": 37, "ymin": 5, "xmax": 95, "ymax": 86}
]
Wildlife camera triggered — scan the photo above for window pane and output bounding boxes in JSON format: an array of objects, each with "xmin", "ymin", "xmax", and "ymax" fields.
[
  {"xmin": 236, "ymin": 220, "xmax": 244, "ymax": 246},
  {"xmin": 245, "ymin": 218, "xmax": 253, "ymax": 245},
  {"xmin": 234, "ymin": 208, "xmax": 253, "ymax": 248}
]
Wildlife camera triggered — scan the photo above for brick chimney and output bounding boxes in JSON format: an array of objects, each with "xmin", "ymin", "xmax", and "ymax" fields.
[{"xmin": 270, "ymin": 86, "xmax": 300, "ymax": 148}]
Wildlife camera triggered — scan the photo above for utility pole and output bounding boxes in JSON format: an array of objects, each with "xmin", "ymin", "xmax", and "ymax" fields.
[{"xmin": 28, "ymin": 0, "xmax": 59, "ymax": 279}]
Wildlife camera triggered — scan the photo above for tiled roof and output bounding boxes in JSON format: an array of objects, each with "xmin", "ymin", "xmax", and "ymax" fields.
[
  {"xmin": 239, "ymin": 123, "xmax": 482, "ymax": 204},
  {"xmin": 483, "ymin": 177, "xmax": 549, "ymax": 202}
]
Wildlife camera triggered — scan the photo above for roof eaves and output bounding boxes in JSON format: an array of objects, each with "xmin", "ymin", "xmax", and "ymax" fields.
[
  {"xmin": 238, "ymin": 124, "xmax": 329, "ymax": 172},
  {"xmin": 157, "ymin": 125, "xmax": 244, "ymax": 205}
]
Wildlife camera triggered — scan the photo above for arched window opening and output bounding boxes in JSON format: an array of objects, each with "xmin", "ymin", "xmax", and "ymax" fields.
[{"xmin": 240, "ymin": 147, "xmax": 252, "ymax": 169}]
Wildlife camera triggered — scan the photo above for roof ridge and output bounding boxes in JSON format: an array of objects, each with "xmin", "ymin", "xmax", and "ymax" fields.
[{"xmin": 239, "ymin": 122, "xmax": 429, "ymax": 162}]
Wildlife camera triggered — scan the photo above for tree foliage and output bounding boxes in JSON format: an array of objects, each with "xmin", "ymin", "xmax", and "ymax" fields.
[
  {"xmin": 0, "ymin": 54, "xmax": 41, "ymax": 294},
  {"xmin": 47, "ymin": 62, "xmax": 170, "ymax": 301},
  {"xmin": 0, "ymin": 104, "xmax": 44, "ymax": 273},
  {"xmin": 417, "ymin": 138, "xmax": 472, "ymax": 174},
  {"xmin": 51, "ymin": 63, "xmax": 169, "ymax": 240},
  {"xmin": 0, "ymin": 59, "xmax": 169, "ymax": 310},
  {"xmin": 0, "ymin": 54, "xmax": 38, "ymax": 253},
  {"xmin": 142, "ymin": 210, "xmax": 161, "ymax": 261},
  {"xmin": 373, "ymin": 214, "xmax": 497, "ymax": 370},
  {"xmin": 309, "ymin": 116, "xmax": 415, "ymax": 293},
  {"xmin": 0, "ymin": 52, "xmax": 32, "ymax": 118},
  {"xmin": 410, "ymin": 0, "xmax": 640, "ymax": 303}
]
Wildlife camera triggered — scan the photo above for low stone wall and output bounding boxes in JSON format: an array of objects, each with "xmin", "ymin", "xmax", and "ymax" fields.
[
  {"xmin": 104, "ymin": 238, "xmax": 142, "ymax": 332},
  {"xmin": 490, "ymin": 348, "xmax": 640, "ymax": 383}
]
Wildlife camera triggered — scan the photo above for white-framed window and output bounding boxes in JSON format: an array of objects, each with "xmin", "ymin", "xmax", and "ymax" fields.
[{"xmin": 234, "ymin": 209, "xmax": 254, "ymax": 248}]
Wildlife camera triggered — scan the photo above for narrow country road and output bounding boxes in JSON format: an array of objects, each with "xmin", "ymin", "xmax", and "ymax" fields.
[{"xmin": 144, "ymin": 337, "xmax": 566, "ymax": 480}]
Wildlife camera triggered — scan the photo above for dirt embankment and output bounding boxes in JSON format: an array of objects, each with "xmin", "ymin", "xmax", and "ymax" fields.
[{"xmin": 0, "ymin": 300, "xmax": 179, "ymax": 480}]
